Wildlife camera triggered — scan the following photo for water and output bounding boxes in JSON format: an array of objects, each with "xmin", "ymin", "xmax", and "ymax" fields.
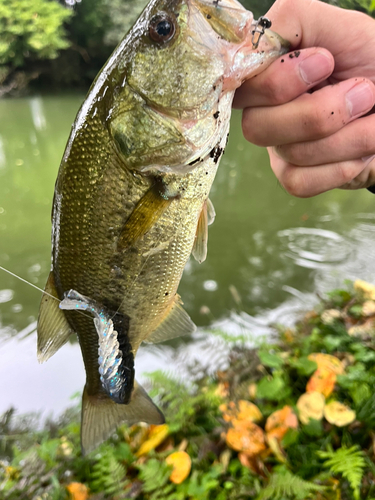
[{"xmin": 1, "ymin": 95, "xmax": 375, "ymax": 418}]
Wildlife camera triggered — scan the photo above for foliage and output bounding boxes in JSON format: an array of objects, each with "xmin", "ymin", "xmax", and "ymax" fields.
[
  {"xmin": 2, "ymin": 280, "xmax": 375, "ymax": 498},
  {"xmin": 318, "ymin": 446, "xmax": 367, "ymax": 500},
  {"xmin": 0, "ymin": 0, "xmax": 72, "ymax": 68},
  {"xmin": 257, "ymin": 467, "xmax": 326, "ymax": 500}
]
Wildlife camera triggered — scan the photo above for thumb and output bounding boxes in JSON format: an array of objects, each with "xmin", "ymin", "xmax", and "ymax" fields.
[{"xmin": 266, "ymin": 0, "xmax": 373, "ymax": 56}]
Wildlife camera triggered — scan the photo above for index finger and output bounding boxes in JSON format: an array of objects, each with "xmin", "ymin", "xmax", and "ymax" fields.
[{"xmin": 233, "ymin": 47, "xmax": 334, "ymax": 108}]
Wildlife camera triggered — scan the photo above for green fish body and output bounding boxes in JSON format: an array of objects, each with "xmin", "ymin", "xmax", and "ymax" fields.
[{"xmin": 37, "ymin": 0, "xmax": 289, "ymax": 454}]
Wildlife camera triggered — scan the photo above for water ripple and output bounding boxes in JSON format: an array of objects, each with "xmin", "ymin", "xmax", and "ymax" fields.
[{"xmin": 278, "ymin": 227, "xmax": 354, "ymax": 269}]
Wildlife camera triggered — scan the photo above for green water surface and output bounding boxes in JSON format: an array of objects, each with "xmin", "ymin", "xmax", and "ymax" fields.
[{"xmin": 1, "ymin": 95, "xmax": 374, "ymax": 416}]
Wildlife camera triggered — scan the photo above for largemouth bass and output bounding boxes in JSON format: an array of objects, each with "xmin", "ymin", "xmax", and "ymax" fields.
[{"xmin": 37, "ymin": 0, "xmax": 289, "ymax": 454}]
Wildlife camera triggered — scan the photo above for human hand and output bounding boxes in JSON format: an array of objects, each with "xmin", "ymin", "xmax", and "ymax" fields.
[{"xmin": 234, "ymin": 0, "xmax": 375, "ymax": 197}]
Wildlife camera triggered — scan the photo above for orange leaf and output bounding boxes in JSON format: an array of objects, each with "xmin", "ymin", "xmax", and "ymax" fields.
[
  {"xmin": 306, "ymin": 367, "xmax": 336, "ymax": 397},
  {"xmin": 214, "ymin": 382, "xmax": 230, "ymax": 398},
  {"xmin": 166, "ymin": 451, "xmax": 192, "ymax": 484},
  {"xmin": 265, "ymin": 405, "xmax": 298, "ymax": 441},
  {"xmin": 297, "ymin": 392, "xmax": 325, "ymax": 425},
  {"xmin": 226, "ymin": 422, "xmax": 266, "ymax": 456},
  {"xmin": 308, "ymin": 353, "xmax": 344, "ymax": 375},
  {"xmin": 237, "ymin": 400, "xmax": 263, "ymax": 422},
  {"xmin": 324, "ymin": 401, "xmax": 356, "ymax": 427},
  {"xmin": 220, "ymin": 400, "xmax": 262, "ymax": 425},
  {"xmin": 66, "ymin": 483, "xmax": 89, "ymax": 500},
  {"xmin": 136, "ymin": 424, "xmax": 169, "ymax": 456},
  {"xmin": 238, "ymin": 452, "xmax": 259, "ymax": 473}
]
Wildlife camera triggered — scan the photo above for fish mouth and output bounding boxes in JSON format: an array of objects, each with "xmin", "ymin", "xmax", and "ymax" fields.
[
  {"xmin": 189, "ymin": 0, "xmax": 290, "ymax": 91},
  {"xmin": 190, "ymin": 0, "xmax": 254, "ymax": 44}
]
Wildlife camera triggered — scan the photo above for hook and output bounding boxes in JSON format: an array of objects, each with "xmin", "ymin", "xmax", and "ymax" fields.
[{"xmin": 252, "ymin": 16, "xmax": 272, "ymax": 49}]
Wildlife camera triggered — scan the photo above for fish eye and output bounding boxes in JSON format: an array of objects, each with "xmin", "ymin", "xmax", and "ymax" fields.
[{"xmin": 149, "ymin": 13, "xmax": 176, "ymax": 43}]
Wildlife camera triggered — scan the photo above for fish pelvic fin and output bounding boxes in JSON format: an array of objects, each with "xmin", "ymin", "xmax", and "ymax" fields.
[
  {"xmin": 192, "ymin": 201, "xmax": 209, "ymax": 264},
  {"xmin": 144, "ymin": 294, "xmax": 196, "ymax": 344},
  {"xmin": 192, "ymin": 197, "xmax": 215, "ymax": 264},
  {"xmin": 37, "ymin": 271, "xmax": 73, "ymax": 363},
  {"xmin": 81, "ymin": 381, "xmax": 165, "ymax": 455}
]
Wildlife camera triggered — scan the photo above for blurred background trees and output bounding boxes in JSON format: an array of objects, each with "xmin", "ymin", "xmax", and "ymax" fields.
[{"xmin": 0, "ymin": 0, "xmax": 373, "ymax": 95}]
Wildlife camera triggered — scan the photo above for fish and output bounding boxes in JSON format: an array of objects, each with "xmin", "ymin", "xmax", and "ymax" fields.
[{"xmin": 37, "ymin": 0, "xmax": 289, "ymax": 454}]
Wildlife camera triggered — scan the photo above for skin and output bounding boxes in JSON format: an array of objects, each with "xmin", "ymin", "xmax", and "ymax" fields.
[{"xmin": 234, "ymin": 0, "xmax": 375, "ymax": 197}]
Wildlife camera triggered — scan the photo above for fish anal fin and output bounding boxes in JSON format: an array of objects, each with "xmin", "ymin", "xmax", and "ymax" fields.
[
  {"xmin": 192, "ymin": 201, "xmax": 208, "ymax": 264},
  {"xmin": 118, "ymin": 186, "xmax": 171, "ymax": 251},
  {"xmin": 37, "ymin": 271, "xmax": 73, "ymax": 363},
  {"xmin": 81, "ymin": 382, "xmax": 165, "ymax": 455},
  {"xmin": 144, "ymin": 294, "xmax": 196, "ymax": 344}
]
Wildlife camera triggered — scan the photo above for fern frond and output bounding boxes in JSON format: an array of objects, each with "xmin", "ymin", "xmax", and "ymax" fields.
[
  {"xmin": 257, "ymin": 467, "xmax": 326, "ymax": 500},
  {"xmin": 317, "ymin": 445, "xmax": 366, "ymax": 500},
  {"xmin": 89, "ymin": 451, "xmax": 126, "ymax": 495}
]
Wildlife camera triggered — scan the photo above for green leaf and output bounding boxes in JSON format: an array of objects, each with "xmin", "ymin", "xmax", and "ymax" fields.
[
  {"xmin": 256, "ymin": 375, "xmax": 291, "ymax": 401},
  {"xmin": 317, "ymin": 446, "xmax": 366, "ymax": 500},
  {"xmin": 302, "ymin": 418, "xmax": 324, "ymax": 437},
  {"xmin": 322, "ymin": 334, "xmax": 343, "ymax": 352},
  {"xmin": 258, "ymin": 351, "xmax": 284, "ymax": 369},
  {"xmin": 281, "ymin": 428, "xmax": 299, "ymax": 448},
  {"xmin": 349, "ymin": 305, "xmax": 364, "ymax": 318},
  {"xmin": 289, "ymin": 356, "xmax": 317, "ymax": 376},
  {"xmin": 326, "ymin": 289, "xmax": 352, "ymax": 307}
]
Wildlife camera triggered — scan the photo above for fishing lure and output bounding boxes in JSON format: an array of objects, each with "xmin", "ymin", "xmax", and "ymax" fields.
[{"xmin": 59, "ymin": 290, "xmax": 134, "ymax": 405}]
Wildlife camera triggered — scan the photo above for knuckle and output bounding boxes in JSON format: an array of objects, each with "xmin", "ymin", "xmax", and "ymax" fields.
[
  {"xmin": 260, "ymin": 77, "xmax": 287, "ymax": 106},
  {"xmin": 277, "ymin": 166, "xmax": 310, "ymax": 198},
  {"xmin": 242, "ymin": 110, "xmax": 269, "ymax": 147},
  {"xmin": 336, "ymin": 163, "xmax": 359, "ymax": 185},
  {"xmin": 305, "ymin": 104, "xmax": 333, "ymax": 137},
  {"xmin": 276, "ymin": 144, "xmax": 307, "ymax": 166},
  {"xmin": 353, "ymin": 127, "xmax": 373, "ymax": 155}
]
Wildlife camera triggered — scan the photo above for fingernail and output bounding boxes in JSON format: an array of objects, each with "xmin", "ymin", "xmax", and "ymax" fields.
[
  {"xmin": 346, "ymin": 82, "xmax": 375, "ymax": 118},
  {"xmin": 299, "ymin": 52, "xmax": 333, "ymax": 85},
  {"xmin": 362, "ymin": 154, "xmax": 375, "ymax": 167}
]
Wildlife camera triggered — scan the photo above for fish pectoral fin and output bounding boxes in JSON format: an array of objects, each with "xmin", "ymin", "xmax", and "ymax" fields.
[
  {"xmin": 81, "ymin": 382, "xmax": 165, "ymax": 455},
  {"xmin": 192, "ymin": 201, "xmax": 209, "ymax": 264},
  {"xmin": 144, "ymin": 294, "xmax": 196, "ymax": 344},
  {"xmin": 118, "ymin": 185, "xmax": 171, "ymax": 251},
  {"xmin": 37, "ymin": 271, "xmax": 74, "ymax": 363}
]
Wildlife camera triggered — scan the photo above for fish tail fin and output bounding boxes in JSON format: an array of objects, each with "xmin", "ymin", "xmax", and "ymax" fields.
[{"xmin": 81, "ymin": 381, "xmax": 165, "ymax": 455}]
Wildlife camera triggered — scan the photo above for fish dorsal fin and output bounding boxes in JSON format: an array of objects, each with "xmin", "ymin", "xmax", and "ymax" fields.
[
  {"xmin": 37, "ymin": 271, "xmax": 74, "ymax": 363},
  {"xmin": 206, "ymin": 197, "xmax": 216, "ymax": 226},
  {"xmin": 192, "ymin": 201, "xmax": 208, "ymax": 264},
  {"xmin": 81, "ymin": 381, "xmax": 165, "ymax": 455},
  {"xmin": 144, "ymin": 294, "xmax": 196, "ymax": 344},
  {"xmin": 118, "ymin": 185, "xmax": 171, "ymax": 251}
]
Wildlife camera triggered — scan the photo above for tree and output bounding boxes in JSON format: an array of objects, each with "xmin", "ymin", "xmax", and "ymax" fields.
[{"xmin": 0, "ymin": 0, "xmax": 72, "ymax": 68}]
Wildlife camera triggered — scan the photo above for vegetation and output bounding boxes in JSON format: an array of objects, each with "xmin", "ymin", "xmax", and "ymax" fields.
[
  {"xmin": 3, "ymin": 280, "xmax": 375, "ymax": 498},
  {"xmin": 0, "ymin": 0, "xmax": 374, "ymax": 95}
]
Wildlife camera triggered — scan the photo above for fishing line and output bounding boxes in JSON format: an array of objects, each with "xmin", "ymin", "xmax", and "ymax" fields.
[
  {"xmin": 109, "ymin": 229, "xmax": 167, "ymax": 322},
  {"xmin": 0, "ymin": 265, "xmax": 59, "ymax": 302},
  {"xmin": 0, "ymin": 265, "xmax": 94, "ymax": 321}
]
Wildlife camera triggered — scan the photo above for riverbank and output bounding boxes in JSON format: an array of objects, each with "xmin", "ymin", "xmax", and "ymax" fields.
[{"xmin": 2, "ymin": 280, "xmax": 375, "ymax": 499}]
